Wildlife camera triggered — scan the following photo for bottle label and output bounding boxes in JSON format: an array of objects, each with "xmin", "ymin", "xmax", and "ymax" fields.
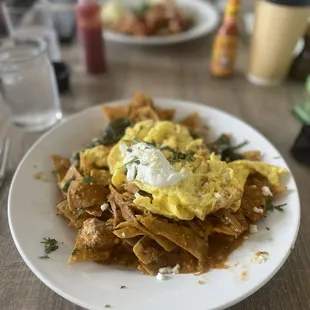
[
  {"xmin": 224, "ymin": 0, "xmax": 240, "ymax": 20},
  {"xmin": 210, "ymin": 35, "xmax": 238, "ymax": 76}
]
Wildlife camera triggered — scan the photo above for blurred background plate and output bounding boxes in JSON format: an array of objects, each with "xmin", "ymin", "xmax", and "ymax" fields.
[{"xmin": 101, "ymin": 0, "xmax": 219, "ymax": 45}]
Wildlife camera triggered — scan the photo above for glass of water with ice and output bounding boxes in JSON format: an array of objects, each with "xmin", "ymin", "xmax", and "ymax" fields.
[
  {"xmin": 0, "ymin": 38, "xmax": 62, "ymax": 131},
  {"xmin": 2, "ymin": 0, "xmax": 61, "ymax": 62}
]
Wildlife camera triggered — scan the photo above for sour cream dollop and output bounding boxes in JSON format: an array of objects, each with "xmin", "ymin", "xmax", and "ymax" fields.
[{"xmin": 121, "ymin": 142, "xmax": 187, "ymax": 188}]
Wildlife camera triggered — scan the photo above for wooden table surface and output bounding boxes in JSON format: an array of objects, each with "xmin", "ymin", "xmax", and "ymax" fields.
[{"xmin": 1, "ymin": 30, "xmax": 310, "ymax": 310}]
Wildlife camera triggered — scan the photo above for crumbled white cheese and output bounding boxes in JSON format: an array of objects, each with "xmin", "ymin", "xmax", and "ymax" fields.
[
  {"xmin": 243, "ymin": 236, "xmax": 248, "ymax": 240},
  {"xmin": 121, "ymin": 232, "xmax": 126, "ymax": 238},
  {"xmin": 214, "ymin": 192, "xmax": 222, "ymax": 199},
  {"xmin": 253, "ymin": 207, "xmax": 263, "ymax": 213},
  {"xmin": 252, "ymin": 252, "xmax": 269, "ymax": 264},
  {"xmin": 262, "ymin": 186, "xmax": 273, "ymax": 197},
  {"xmin": 123, "ymin": 142, "xmax": 187, "ymax": 188},
  {"xmin": 100, "ymin": 203, "xmax": 109, "ymax": 212},
  {"xmin": 158, "ymin": 264, "xmax": 180, "ymax": 275},
  {"xmin": 159, "ymin": 266, "xmax": 173, "ymax": 274},
  {"xmin": 249, "ymin": 224, "xmax": 258, "ymax": 234},
  {"xmin": 156, "ymin": 272, "xmax": 168, "ymax": 281},
  {"xmin": 172, "ymin": 264, "xmax": 180, "ymax": 274}
]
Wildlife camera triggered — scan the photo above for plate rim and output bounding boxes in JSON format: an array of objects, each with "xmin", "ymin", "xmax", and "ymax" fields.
[
  {"xmin": 102, "ymin": 0, "xmax": 220, "ymax": 45},
  {"xmin": 8, "ymin": 98, "xmax": 301, "ymax": 310}
]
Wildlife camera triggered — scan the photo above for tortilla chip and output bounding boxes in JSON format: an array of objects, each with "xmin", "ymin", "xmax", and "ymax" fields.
[
  {"xmin": 51, "ymin": 155, "xmax": 71, "ymax": 183},
  {"xmin": 57, "ymin": 200, "xmax": 92, "ymax": 229},
  {"xmin": 59, "ymin": 165, "xmax": 82, "ymax": 194},
  {"xmin": 85, "ymin": 206, "xmax": 103, "ymax": 217},
  {"xmin": 139, "ymin": 248, "xmax": 199, "ymax": 276},
  {"xmin": 130, "ymin": 92, "xmax": 154, "ymax": 109},
  {"xmin": 68, "ymin": 218, "xmax": 120, "ymax": 264},
  {"xmin": 115, "ymin": 221, "xmax": 176, "ymax": 252},
  {"xmin": 90, "ymin": 169, "xmax": 111, "ymax": 186},
  {"xmin": 102, "ymin": 104, "xmax": 130, "ymax": 122},
  {"xmin": 67, "ymin": 181, "xmax": 109, "ymax": 211},
  {"xmin": 113, "ymin": 224, "xmax": 143, "ymax": 239},
  {"xmin": 243, "ymin": 150, "xmax": 261, "ymax": 161},
  {"xmin": 240, "ymin": 175, "xmax": 267, "ymax": 222},
  {"xmin": 180, "ymin": 113, "xmax": 206, "ymax": 138},
  {"xmin": 133, "ymin": 236, "xmax": 166, "ymax": 264},
  {"xmin": 129, "ymin": 106, "xmax": 160, "ymax": 122},
  {"xmin": 270, "ymin": 184, "xmax": 287, "ymax": 196},
  {"xmin": 139, "ymin": 216, "xmax": 208, "ymax": 261},
  {"xmin": 155, "ymin": 107, "xmax": 175, "ymax": 121},
  {"xmin": 213, "ymin": 209, "xmax": 245, "ymax": 238}
]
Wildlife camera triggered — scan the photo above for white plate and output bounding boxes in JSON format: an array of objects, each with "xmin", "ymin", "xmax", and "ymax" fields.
[
  {"xmin": 102, "ymin": 0, "xmax": 219, "ymax": 45},
  {"xmin": 9, "ymin": 99, "xmax": 300, "ymax": 310}
]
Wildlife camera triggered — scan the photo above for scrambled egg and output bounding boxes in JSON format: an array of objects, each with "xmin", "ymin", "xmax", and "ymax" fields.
[
  {"xmin": 80, "ymin": 145, "xmax": 110, "ymax": 172},
  {"xmin": 108, "ymin": 120, "xmax": 287, "ymax": 221}
]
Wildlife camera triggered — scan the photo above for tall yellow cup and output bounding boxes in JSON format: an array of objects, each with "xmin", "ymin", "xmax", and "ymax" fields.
[{"xmin": 248, "ymin": 0, "xmax": 310, "ymax": 86}]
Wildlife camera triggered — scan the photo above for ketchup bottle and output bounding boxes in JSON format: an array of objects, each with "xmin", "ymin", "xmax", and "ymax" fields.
[
  {"xmin": 76, "ymin": 0, "xmax": 106, "ymax": 74},
  {"xmin": 210, "ymin": 0, "xmax": 240, "ymax": 78}
]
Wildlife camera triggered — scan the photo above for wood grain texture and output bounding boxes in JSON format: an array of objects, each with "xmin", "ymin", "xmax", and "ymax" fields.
[{"xmin": 1, "ymin": 23, "xmax": 310, "ymax": 310}]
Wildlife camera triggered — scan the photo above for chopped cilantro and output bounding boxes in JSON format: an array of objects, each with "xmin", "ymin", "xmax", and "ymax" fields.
[
  {"xmin": 124, "ymin": 156, "xmax": 140, "ymax": 167},
  {"xmin": 230, "ymin": 140, "xmax": 248, "ymax": 151},
  {"xmin": 144, "ymin": 140, "xmax": 156, "ymax": 147},
  {"xmin": 133, "ymin": 166, "xmax": 138, "ymax": 179},
  {"xmin": 266, "ymin": 227, "xmax": 270, "ymax": 231},
  {"xmin": 121, "ymin": 139, "xmax": 134, "ymax": 144},
  {"xmin": 82, "ymin": 176, "xmax": 95, "ymax": 184},
  {"xmin": 75, "ymin": 206, "xmax": 84, "ymax": 219},
  {"xmin": 105, "ymin": 305, "xmax": 111, "ymax": 308},
  {"xmin": 127, "ymin": 148, "xmax": 132, "ymax": 152},
  {"xmin": 208, "ymin": 134, "xmax": 248, "ymax": 162},
  {"xmin": 71, "ymin": 248, "xmax": 80, "ymax": 255},
  {"xmin": 39, "ymin": 255, "xmax": 50, "ymax": 259},
  {"xmin": 120, "ymin": 285, "xmax": 127, "ymax": 289},
  {"xmin": 266, "ymin": 199, "xmax": 287, "ymax": 212},
  {"xmin": 160, "ymin": 146, "xmax": 194, "ymax": 163},
  {"xmin": 41, "ymin": 237, "xmax": 59, "ymax": 255},
  {"xmin": 101, "ymin": 118, "xmax": 132, "ymax": 145},
  {"xmin": 62, "ymin": 177, "xmax": 75, "ymax": 193}
]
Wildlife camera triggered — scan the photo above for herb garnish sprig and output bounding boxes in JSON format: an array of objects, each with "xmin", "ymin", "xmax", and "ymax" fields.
[
  {"xmin": 39, "ymin": 237, "xmax": 59, "ymax": 258},
  {"xmin": 207, "ymin": 134, "xmax": 248, "ymax": 162},
  {"xmin": 266, "ymin": 199, "xmax": 287, "ymax": 212}
]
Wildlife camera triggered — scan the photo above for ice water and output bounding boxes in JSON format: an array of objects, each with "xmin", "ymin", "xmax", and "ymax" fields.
[
  {"xmin": 0, "ymin": 40, "xmax": 62, "ymax": 131},
  {"xmin": 14, "ymin": 26, "xmax": 61, "ymax": 62}
]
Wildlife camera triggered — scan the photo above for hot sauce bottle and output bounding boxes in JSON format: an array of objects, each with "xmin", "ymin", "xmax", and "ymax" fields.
[
  {"xmin": 210, "ymin": 0, "xmax": 241, "ymax": 78},
  {"xmin": 76, "ymin": 0, "xmax": 106, "ymax": 74}
]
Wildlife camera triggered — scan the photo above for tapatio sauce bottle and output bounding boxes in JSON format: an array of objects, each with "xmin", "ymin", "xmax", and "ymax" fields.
[{"xmin": 210, "ymin": 0, "xmax": 241, "ymax": 78}]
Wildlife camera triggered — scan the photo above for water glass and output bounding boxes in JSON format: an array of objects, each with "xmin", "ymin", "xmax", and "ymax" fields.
[
  {"xmin": 0, "ymin": 38, "xmax": 62, "ymax": 131},
  {"xmin": 2, "ymin": 1, "xmax": 61, "ymax": 62}
]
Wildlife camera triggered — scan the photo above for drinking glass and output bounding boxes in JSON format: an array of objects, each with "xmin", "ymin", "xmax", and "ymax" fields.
[
  {"xmin": 0, "ymin": 38, "xmax": 62, "ymax": 131},
  {"xmin": 2, "ymin": 0, "xmax": 61, "ymax": 62}
]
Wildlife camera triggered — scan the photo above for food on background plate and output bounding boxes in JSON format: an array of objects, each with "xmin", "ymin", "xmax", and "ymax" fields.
[
  {"xmin": 52, "ymin": 92, "xmax": 288, "ymax": 277},
  {"xmin": 101, "ymin": 0, "xmax": 194, "ymax": 37}
]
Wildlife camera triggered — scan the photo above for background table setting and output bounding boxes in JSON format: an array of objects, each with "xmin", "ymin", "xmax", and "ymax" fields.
[{"xmin": 0, "ymin": 0, "xmax": 310, "ymax": 309}]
